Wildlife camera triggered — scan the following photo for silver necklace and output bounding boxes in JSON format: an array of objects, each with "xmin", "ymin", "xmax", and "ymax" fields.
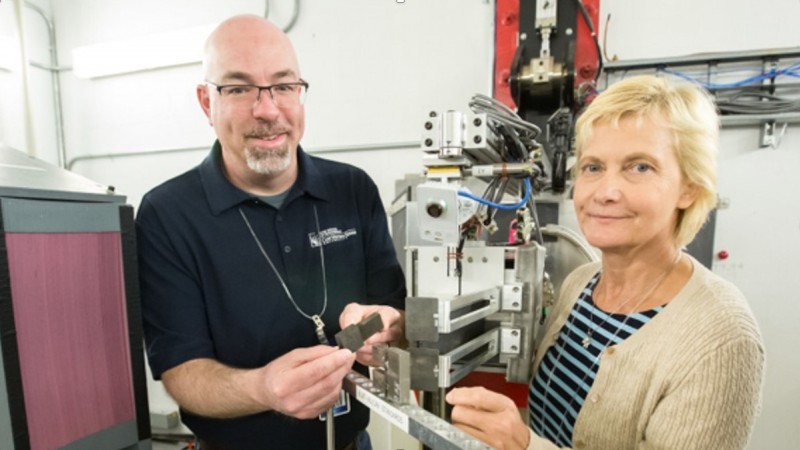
[
  {"xmin": 538, "ymin": 252, "xmax": 682, "ymax": 443},
  {"xmin": 540, "ymin": 295, "xmax": 652, "ymax": 444},
  {"xmin": 239, "ymin": 204, "xmax": 330, "ymax": 345},
  {"xmin": 581, "ymin": 252, "xmax": 681, "ymax": 348}
]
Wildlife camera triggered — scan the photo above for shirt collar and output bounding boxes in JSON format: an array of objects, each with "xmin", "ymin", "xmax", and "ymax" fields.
[{"xmin": 200, "ymin": 140, "xmax": 329, "ymax": 215}]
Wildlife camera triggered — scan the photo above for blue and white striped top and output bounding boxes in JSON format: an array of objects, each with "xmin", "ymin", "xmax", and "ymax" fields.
[{"xmin": 528, "ymin": 273, "xmax": 664, "ymax": 447}]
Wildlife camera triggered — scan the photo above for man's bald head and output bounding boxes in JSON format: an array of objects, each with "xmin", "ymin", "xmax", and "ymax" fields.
[{"xmin": 202, "ymin": 15, "xmax": 300, "ymax": 82}]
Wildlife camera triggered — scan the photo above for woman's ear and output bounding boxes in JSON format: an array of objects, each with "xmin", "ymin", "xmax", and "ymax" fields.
[{"xmin": 677, "ymin": 183, "xmax": 699, "ymax": 210}]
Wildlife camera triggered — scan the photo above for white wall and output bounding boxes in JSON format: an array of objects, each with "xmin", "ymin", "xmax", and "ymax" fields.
[
  {"xmin": 52, "ymin": 0, "xmax": 495, "ymax": 209},
  {"xmin": 601, "ymin": 0, "xmax": 800, "ymax": 60},
  {"xmin": 1, "ymin": 0, "xmax": 799, "ymax": 448},
  {"xmin": 602, "ymin": 2, "xmax": 800, "ymax": 448},
  {"xmin": 0, "ymin": 0, "xmax": 59, "ymax": 162}
]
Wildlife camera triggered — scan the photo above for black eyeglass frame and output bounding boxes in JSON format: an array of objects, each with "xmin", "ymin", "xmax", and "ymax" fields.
[{"xmin": 205, "ymin": 79, "xmax": 309, "ymax": 103}]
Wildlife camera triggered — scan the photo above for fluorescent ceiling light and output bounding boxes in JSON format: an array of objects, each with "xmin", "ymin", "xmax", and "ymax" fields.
[
  {"xmin": 71, "ymin": 24, "xmax": 215, "ymax": 79},
  {"xmin": 0, "ymin": 35, "xmax": 20, "ymax": 72}
]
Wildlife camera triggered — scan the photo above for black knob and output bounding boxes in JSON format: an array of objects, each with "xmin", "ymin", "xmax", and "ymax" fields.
[{"xmin": 426, "ymin": 201, "xmax": 445, "ymax": 218}]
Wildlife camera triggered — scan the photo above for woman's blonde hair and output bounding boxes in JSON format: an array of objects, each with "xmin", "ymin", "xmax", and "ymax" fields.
[{"xmin": 574, "ymin": 75, "xmax": 719, "ymax": 247}]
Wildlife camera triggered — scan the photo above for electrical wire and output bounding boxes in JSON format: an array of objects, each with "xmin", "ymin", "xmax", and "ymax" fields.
[
  {"xmin": 602, "ymin": 13, "xmax": 615, "ymax": 62},
  {"xmin": 459, "ymin": 97, "xmax": 546, "ymax": 237},
  {"xmin": 573, "ymin": 0, "xmax": 603, "ymax": 80},
  {"xmin": 660, "ymin": 63, "xmax": 800, "ymax": 90},
  {"xmin": 490, "ymin": 178, "xmax": 511, "ymax": 221},
  {"xmin": 657, "ymin": 64, "xmax": 800, "ymax": 115},
  {"xmin": 716, "ymin": 90, "xmax": 800, "ymax": 114},
  {"xmin": 480, "ymin": 179, "xmax": 499, "ymax": 222},
  {"xmin": 526, "ymin": 196, "xmax": 545, "ymax": 245},
  {"xmin": 458, "ymin": 178, "xmax": 532, "ymax": 211},
  {"xmin": 469, "ymin": 94, "xmax": 542, "ymax": 138}
]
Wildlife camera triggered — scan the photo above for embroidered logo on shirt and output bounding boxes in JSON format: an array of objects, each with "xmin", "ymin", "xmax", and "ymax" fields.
[{"xmin": 308, "ymin": 227, "xmax": 357, "ymax": 247}]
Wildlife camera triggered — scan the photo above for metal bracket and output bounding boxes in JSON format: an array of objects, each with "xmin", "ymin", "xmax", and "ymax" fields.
[
  {"xmin": 500, "ymin": 327, "xmax": 522, "ymax": 355},
  {"xmin": 343, "ymin": 370, "xmax": 492, "ymax": 450},
  {"xmin": 438, "ymin": 328, "xmax": 499, "ymax": 387},
  {"xmin": 760, "ymin": 120, "xmax": 788, "ymax": 149},
  {"xmin": 501, "ymin": 282, "xmax": 523, "ymax": 311}
]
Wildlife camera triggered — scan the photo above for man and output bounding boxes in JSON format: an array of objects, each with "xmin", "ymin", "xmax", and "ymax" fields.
[{"xmin": 136, "ymin": 15, "xmax": 406, "ymax": 450}]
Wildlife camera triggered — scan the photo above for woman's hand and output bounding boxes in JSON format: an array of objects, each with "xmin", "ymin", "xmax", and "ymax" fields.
[{"xmin": 446, "ymin": 386, "xmax": 531, "ymax": 450}]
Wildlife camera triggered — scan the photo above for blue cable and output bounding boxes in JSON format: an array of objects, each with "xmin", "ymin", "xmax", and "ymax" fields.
[
  {"xmin": 457, "ymin": 178, "xmax": 532, "ymax": 210},
  {"xmin": 661, "ymin": 65, "xmax": 800, "ymax": 90}
]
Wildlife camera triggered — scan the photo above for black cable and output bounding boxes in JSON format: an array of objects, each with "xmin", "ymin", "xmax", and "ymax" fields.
[
  {"xmin": 573, "ymin": 0, "xmax": 603, "ymax": 81},
  {"xmin": 455, "ymin": 235, "xmax": 466, "ymax": 280},
  {"xmin": 496, "ymin": 123, "xmax": 528, "ymax": 162},
  {"xmin": 716, "ymin": 90, "xmax": 800, "ymax": 115},
  {"xmin": 526, "ymin": 183, "xmax": 545, "ymax": 245},
  {"xmin": 482, "ymin": 179, "xmax": 499, "ymax": 224},
  {"xmin": 469, "ymin": 94, "xmax": 542, "ymax": 139},
  {"xmin": 491, "ymin": 178, "xmax": 510, "ymax": 222}
]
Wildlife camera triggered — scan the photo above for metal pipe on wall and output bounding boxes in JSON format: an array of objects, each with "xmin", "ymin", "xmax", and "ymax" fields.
[
  {"xmin": 24, "ymin": 1, "xmax": 67, "ymax": 169},
  {"xmin": 265, "ymin": 0, "xmax": 301, "ymax": 33},
  {"xmin": 66, "ymin": 141, "xmax": 421, "ymax": 171},
  {"xmin": 12, "ymin": 0, "xmax": 37, "ymax": 157}
]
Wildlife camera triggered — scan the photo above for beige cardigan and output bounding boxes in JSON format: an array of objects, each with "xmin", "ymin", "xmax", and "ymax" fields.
[{"xmin": 527, "ymin": 256, "xmax": 765, "ymax": 450}]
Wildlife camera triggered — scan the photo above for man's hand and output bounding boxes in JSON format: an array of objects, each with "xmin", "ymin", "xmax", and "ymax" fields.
[
  {"xmin": 446, "ymin": 386, "xmax": 531, "ymax": 450},
  {"xmin": 339, "ymin": 303, "xmax": 405, "ymax": 366},
  {"xmin": 255, "ymin": 345, "xmax": 356, "ymax": 419},
  {"xmin": 161, "ymin": 347, "xmax": 355, "ymax": 420}
]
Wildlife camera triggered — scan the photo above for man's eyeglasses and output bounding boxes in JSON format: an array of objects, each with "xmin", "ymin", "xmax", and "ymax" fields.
[{"xmin": 206, "ymin": 80, "xmax": 309, "ymax": 107}]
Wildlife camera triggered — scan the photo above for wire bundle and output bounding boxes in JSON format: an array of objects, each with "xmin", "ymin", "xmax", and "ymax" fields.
[
  {"xmin": 468, "ymin": 94, "xmax": 541, "ymax": 144},
  {"xmin": 715, "ymin": 87, "xmax": 800, "ymax": 115},
  {"xmin": 661, "ymin": 62, "xmax": 800, "ymax": 90},
  {"xmin": 658, "ymin": 62, "xmax": 800, "ymax": 115},
  {"xmin": 456, "ymin": 94, "xmax": 545, "ymax": 244}
]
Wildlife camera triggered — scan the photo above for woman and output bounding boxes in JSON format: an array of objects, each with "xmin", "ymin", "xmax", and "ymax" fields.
[{"xmin": 446, "ymin": 75, "xmax": 765, "ymax": 449}]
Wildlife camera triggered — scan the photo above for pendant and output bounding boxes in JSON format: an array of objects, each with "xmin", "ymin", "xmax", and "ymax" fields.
[
  {"xmin": 582, "ymin": 333, "xmax": 591, "ymax": 348},
  {"xmin": 312, "ymin": 315, "xmax": 330, "ymax": 345}
]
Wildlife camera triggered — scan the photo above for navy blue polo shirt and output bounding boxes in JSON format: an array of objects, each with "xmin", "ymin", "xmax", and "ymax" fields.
[{"xmin": 136, "ymin": 141, "xmax": 406, "ymax": 449}]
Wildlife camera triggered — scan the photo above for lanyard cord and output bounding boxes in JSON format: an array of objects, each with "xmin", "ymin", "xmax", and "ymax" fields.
[
  {"xmin": 241, "ymin": 204, "xmax": 336, "ymax": 448},
  {"xmin": 238, "ymin": 204, "xmax": 328, "ymax": 324}
]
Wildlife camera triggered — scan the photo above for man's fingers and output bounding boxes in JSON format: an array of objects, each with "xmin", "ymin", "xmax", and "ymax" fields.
[
  {"xmin": 267, "ymin": 347, "xmax": 355, "ymax": 418},
  {"xmin": 339, "ymin": 302, "xmax": 366, "ymax": 328},
  {"xmin": 375, "ymin": 306, "xmax": 400, "ymax": 327},
  {"xmin": 288, "ymin": 350, "xmax": 355, "ymax": 416},
  {"xmin": 355, "ymin": 345, "xmax": 384, "ymax": 367},
  {"xmin": 300, "ymin": 348, "xmax": 355, "ymax": 380},
  {"xmin": 339, "ymin": 303, "xmax": 400, "ymax": 330},
  {"xmin": 283, "ymin": 344, "xmax": 342, "ymax": 366},
  {"xmin": 364, "ymin": 329, "xmax": 392, "ymax": 345}
]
